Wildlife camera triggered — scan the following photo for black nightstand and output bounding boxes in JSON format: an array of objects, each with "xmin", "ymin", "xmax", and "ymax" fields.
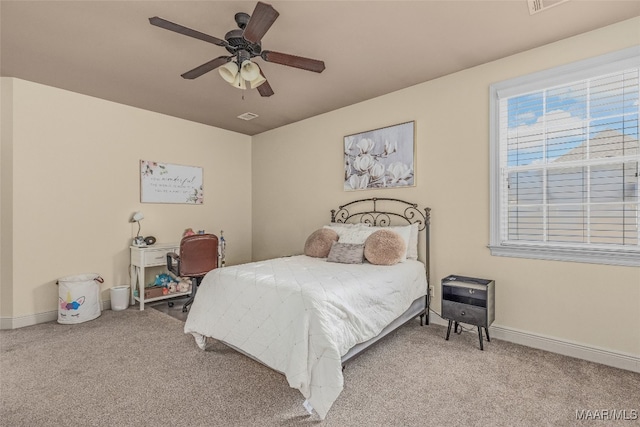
[{"xmin": 442, "ymin": 275, "xmax": 495, "ymax": 350}]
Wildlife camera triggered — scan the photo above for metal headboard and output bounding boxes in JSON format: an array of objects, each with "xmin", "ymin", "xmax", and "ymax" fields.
[{"xmin": 330, "ymin": 197, "xmax": 431, "ymax": 282}]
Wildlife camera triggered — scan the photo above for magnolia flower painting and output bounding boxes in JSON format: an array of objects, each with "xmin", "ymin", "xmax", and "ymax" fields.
[{"xmin": 344, "ymin": 121, "xmax": 415, "ymax": 191}]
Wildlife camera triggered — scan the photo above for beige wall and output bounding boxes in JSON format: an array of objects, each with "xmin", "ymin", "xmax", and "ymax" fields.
[
  {"xmin": 1, "ymin": 18, "xmax": 638, "ymax": 359},
  {"xmin": 1, "ymin": 78, "xmax": 252, "ymax": 319},
  {"xmin": 252, "ymin": 18, "xmax": 640, "ymax": 356},
  {"xmin": 0, "ymin": 79, "xmax": 14, "ymax": 317}
]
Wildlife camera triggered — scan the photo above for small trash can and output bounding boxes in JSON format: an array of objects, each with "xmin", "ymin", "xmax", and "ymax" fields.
[
  {"xmin": 57, "ymin": 273, "xmax": 103, "ymax": 324},
  {"xmin": 110, "ymin": 286, "xmax": 130, "ymax": 311}
]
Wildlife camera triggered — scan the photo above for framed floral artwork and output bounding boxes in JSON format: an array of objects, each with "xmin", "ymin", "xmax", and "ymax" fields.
[
  {"xmin": 344, "ymin": 121, "xmax": 415, "ymax": 191},
  {"xmin": 140, "ymin": 160, "xmax": 203, "ymax": 204}
]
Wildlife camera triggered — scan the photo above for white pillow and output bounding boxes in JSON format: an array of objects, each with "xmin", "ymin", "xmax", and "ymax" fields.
[
  {"xmin": 324, "ymin": 222, "xmax": 371, "ymax": 229},
  {"xmin": 324, "ymin": 225, "xmax": 377, "ymax": 245},
  {"xmin": 393, "ymin": 222, "xmax": 419, "ymax": 260},
  {"xmin": 323, "ymin": 223, "xmax": 371, "ymax": 241}
]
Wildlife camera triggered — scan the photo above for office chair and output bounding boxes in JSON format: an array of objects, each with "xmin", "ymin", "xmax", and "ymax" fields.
[{"xmin": 166, "ymin": 233, "xmax": 219, "ymax": 312}]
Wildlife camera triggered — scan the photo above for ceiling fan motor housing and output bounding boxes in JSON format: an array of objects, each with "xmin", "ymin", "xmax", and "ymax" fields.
[
  {"xmin": 224, "ymin": 29, "xmax": 262, "ymax": 57},
  {"xmin": 234, "ymin": 12, "xmax": 250, "ymax": 29}
]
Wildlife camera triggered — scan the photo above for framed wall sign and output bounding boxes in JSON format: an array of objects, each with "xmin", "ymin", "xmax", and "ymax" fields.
[
  {"xmin": 140, "ymin": 160, "xmax": 203, "ymax": 204},
  {"xmin": 344, "ymin": 121, "xmax": 415, "ymax": 191}
]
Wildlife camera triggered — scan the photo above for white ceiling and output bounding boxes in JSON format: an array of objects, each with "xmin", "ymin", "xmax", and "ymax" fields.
[{"xmin": 2, "ymin": 1, "xmax": 639, "ymax": 136}]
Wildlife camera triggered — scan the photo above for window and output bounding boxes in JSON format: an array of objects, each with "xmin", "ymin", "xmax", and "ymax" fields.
[{"xmin": 489, "ymin": 47, "xmax": 640, "ymax": 266}]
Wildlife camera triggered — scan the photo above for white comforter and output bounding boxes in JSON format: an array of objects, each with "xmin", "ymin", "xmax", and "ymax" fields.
[{"xmin": 184, "ymin": 255, "xmax": 428, "ymax": 419}]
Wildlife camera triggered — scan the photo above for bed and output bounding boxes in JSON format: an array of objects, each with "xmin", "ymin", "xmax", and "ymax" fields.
[{"xmin": 184, "ymin": 198, "xmax": 431, "ymax": 419}]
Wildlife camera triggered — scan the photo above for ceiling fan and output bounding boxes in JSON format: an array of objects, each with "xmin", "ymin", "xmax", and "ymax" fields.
[{"xmin": 149, "ymin": 1, "xmax": 326, "ymax": 97}]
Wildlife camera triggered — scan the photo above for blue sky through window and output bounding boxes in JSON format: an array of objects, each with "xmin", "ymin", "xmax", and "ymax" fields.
[{"xmin": 506, "ymin": 70, "xmax": 639, "ymax": 167}]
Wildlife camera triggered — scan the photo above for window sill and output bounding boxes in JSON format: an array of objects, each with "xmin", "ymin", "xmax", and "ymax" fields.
[{"xmin": 488, "ymin": 244, "xmax": 639, "ymax": 267}]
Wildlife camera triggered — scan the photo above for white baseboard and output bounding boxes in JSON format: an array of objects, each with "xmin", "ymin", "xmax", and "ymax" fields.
[
  {"xmin": 0, "ymin": 310, "xmax": 57, "ymax": 329},
  {"xmin": 0, "ymin": 300, "xmax": 113, "ymax": 330},
  {"xmin": 429, "ymin": 312, "xmax": 639, "ymax": 373},
  {"xmin": 3, "ymin": 305, "xmax": 638, "ymax": 373}
]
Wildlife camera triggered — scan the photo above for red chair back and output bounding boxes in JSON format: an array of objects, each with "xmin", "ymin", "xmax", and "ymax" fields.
[{"xmin": 179, "ymin": 234, "xmax": 218, "ymax": 278}]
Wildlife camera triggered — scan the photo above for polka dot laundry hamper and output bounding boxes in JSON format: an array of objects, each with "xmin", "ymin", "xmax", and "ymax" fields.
[{"xmin": 57, "ymin": 273, "xmax": 103, "ymax": 324}]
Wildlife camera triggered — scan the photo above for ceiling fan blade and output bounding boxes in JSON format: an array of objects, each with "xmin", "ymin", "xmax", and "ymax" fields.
[
  {"xmin": 257, "ymin": 80, "xmax": 274, "ymax": 97},
  {"xmin": 149, "ymin": 16, "xmax": 227, "ymax": 47},
  {"xmin": 242, "ymin": 2, "xmax": 279, "ymax": 43},
  {"xmin": 181, "ymin": 56, "xmax": 230, "ymax": 79},
  {"xmin": 261, "ymin": 50, "xmax": 325, "ymax": 73},
  {"xmin": 256, "ymin": 69, "xmax": 274, "ymax": 97}
]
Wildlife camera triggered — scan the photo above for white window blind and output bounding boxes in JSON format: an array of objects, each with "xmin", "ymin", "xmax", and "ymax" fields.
[{"xmin": 489, "ymin": 47, "xmax": 640, "ymax": 266}]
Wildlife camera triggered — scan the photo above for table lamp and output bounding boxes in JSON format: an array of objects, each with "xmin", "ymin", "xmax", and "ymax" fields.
[{"xmin": 130, "ymin": 211, "xmax": 145, "ymax": 246}]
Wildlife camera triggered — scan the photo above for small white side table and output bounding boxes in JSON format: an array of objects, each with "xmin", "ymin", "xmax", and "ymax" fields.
[{"xmin": 130, "ymin": 243, "xmax": 189, "ymax": 310}]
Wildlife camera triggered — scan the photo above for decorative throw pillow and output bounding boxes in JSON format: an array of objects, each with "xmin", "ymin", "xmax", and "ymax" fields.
[
  {"xmin": 324, "ymin": 223, "xmax": 411, "ymax": 261},
  {"xmin": 327, "ymin": 242, "xmax": 365, "ymax": 264},
  {"xmin": 383, "ymin": 224, "xmax": 411, "ymax": 262},
  {"xmin": 364, "ymin": 229, "xmax": 406, "ymax": 265},
  {"xmin": 304, "ymin": 228, "xmax": 338, "ymax": 258}
]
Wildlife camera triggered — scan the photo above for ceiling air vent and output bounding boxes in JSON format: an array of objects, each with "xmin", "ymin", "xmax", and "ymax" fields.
[
  {"xmin": 527, "ymin": 0, "xmax": 569, "ymax": 15},
  {"xmin": 237, "ymin": 112, "xmax": 259, "ymax": 121}
]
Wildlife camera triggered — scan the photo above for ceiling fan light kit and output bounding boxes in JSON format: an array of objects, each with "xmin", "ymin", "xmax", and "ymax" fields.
[
  {"xmin": 149, "ymin": 1, "xmax": 325, "ymax": 97},
  {"xmin": 232, "ymin": 73, "xmax": 247, "ymax": 90},
  {"xmin": 218, "ymin": 59, "xmax": 265, "ymax": 90},
  {"xmin": 219, "ymin": 62, "xmax": 239, "ymax": 84},
  {"xmin": 240, "ymin": 60, "xmax": 261, "ymax": 82},
  {"xmin": 249, "ymin": 73, "xmax": 267, "ymax": 89}
]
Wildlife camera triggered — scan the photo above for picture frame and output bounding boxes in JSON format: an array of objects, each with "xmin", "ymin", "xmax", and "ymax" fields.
[
  {"xmin": 140, "ymin": 160, "xmax": 203, "ymax": 204},
  {"xmin": 344, "ymin": 121, "xmax": 415, "ymax": 191}
]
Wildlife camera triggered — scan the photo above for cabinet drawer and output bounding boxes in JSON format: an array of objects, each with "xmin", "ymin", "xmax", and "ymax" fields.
[
  {"xmin": 442, "ymin": 300, "xmax": 487, "ymax": 327},
  {"xmin": 144, "ymin": 249, "xmax": 175, "ymax": 266}
]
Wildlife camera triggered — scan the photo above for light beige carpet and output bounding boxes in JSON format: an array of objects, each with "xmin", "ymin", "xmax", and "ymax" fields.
[{"xmin": 1, "ymin": 308, "xmax": 638, "ymax": 426}]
